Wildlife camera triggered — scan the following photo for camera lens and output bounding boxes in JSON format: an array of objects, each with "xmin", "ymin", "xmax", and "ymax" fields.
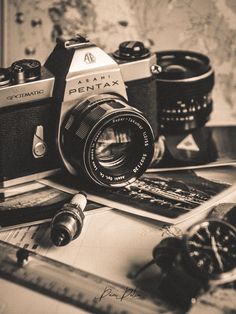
[
  {"xmin": 155, "ymin": 51, "xmax": 214, "ymax": 134},
  {"xmin": 61, "ymin": 94, "xmax": 154, "ymax": 187}
]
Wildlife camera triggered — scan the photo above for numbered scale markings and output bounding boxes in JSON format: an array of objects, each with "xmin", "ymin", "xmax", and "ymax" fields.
[{"xmin": 0, "ymin": 241, "xmax": 166, "ymax": 314}]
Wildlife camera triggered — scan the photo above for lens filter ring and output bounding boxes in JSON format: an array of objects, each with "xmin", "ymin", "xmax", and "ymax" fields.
[{"xmin": 61, "ymin": 94, "xmax": 154, "ymax": 187}]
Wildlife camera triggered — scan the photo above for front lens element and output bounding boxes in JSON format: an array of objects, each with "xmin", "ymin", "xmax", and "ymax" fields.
[{"xmin": 95, "ymin": 124, "xmax": 133, "ymax": 169}]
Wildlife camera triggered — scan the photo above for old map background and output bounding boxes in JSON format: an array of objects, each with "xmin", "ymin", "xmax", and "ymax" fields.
[{"xmin": 1, "ymin": 0, "xmax": 236, "ymax": 122}]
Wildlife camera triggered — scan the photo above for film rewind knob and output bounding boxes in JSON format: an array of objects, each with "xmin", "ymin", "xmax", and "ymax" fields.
[{"xmin": 10, "ymin": 59, "xmax": 41, "ymax": 84}]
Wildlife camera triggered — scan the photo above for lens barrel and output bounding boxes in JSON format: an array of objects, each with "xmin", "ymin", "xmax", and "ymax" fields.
[
  {"xmin": 61, "ymin": 94, "xmax": 154, "ymax": 187},
  {"xmin": 155, "ymin": 51, "xmax": 214, "ymax": 134}
]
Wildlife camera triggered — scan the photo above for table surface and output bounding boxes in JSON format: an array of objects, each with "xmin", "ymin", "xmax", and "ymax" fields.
[{"xmin": 0, "ymin": 166, "xmax": 236, "ymax": 314}]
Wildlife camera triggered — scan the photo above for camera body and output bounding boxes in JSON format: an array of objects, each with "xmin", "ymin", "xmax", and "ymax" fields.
[{"xmin": 0, "ymin": 35, "xmax": 156, "ymax": 188}]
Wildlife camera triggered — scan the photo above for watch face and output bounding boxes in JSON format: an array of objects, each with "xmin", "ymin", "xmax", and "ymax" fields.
[{"xmin": 185, "ymin": 219, "xmax": 236, "ymax": 278}]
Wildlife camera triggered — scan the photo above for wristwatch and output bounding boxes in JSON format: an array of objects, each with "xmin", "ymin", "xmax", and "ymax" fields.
[{"xmin": 153, "ymin": 217, "xmax": 236, "ymax": 309}]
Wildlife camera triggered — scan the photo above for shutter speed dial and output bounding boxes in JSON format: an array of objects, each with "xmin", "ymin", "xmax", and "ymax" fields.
[{"xmin": 113, "ymin": 41, "xmax": 150, "ymax": 60}]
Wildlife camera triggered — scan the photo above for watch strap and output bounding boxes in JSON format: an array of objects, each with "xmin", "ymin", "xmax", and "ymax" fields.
[
  {"xmin": 159, "ymin": 260, "xmax": 205, "ymax": 309},
  {"xmin": 208, "ymin": 203, "xmax": 236, "ymax": 227},
  {"xmin": 153, "ymin": 237, "xmax": 182, "ymax": 271},
  {"xmin": 154, "ymin": 237, "xmax": 206, "ymax": 309}
]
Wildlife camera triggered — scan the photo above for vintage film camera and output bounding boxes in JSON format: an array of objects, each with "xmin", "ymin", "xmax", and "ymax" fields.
[{"xmin": 0, "ymin": 35, "xmax": 157, "ymax": 188}]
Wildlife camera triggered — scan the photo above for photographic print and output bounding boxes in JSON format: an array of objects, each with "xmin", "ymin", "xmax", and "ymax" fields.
[{"xmin": 42, "ymin": 170, "xmax": 236, "ymax": 224}]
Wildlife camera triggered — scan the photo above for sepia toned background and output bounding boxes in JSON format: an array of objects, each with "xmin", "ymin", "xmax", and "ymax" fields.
[{"xmin": 1, "ymin": 0, "xmax": 236, "ymax": 123}]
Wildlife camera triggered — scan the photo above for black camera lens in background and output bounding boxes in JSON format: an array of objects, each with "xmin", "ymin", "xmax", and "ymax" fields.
[
  {"xmin": 155, "ymin": 51, "xmax": 214, "ymax": 134},
  {"xmin": 61, "ymin": 94, "xmax": 154, "ymax": 188}
]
